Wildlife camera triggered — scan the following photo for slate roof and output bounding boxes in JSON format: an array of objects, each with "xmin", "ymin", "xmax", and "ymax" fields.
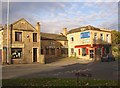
[
  {"xmin": 67, "ymin": 25, "xmax": 110, "ymax": 34},
  {"xmin": 41, "ymin": 32, "xmax": 67, "ymax": 41}
]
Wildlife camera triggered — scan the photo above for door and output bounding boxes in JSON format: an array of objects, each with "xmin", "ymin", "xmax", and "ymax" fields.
[
  {"xmin": 90, "ymin": 50, "xmax": 94, "ymax": 58},
  {"xmin": 33, "ymin": 48, "xmax": 37, "ymax": 62},
  {"xmin": 78, "ymin": 49, "xmax": 80, "ymax": 55},
  {"xmin": 56, "ymin": 48, "xmax": 59, "ymax": 56}
]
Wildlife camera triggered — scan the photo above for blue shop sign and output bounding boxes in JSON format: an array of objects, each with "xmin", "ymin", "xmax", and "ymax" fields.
[{"xmin": 80, "ymin": 32, "xmax": 90, "ymax": 38}]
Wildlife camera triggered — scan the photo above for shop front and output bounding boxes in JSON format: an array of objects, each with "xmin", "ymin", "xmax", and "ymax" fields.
[{"xmin": 74, "ymin": 44, "xmax": 111, "ymax": 60}]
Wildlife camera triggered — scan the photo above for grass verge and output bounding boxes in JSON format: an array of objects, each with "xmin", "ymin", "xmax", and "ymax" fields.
[{"xmin": 2, "ymin": 78, "xmax": 118, "ymax": 87}]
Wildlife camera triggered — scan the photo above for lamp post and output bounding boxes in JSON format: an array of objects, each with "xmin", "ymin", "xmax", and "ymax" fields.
[{"xmin": 7, "ymin": 0, "xmax": 10, "ymax": 64}]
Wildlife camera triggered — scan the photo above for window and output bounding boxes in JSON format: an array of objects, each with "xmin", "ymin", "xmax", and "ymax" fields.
[
  {"xmin": 33, "ymin": 33, "xmax": 37, "ymax": 42},
  {"xmin": 90, "ymin": 50, "xmax": 94, "ymax": 58},
  {"xmin": 71, "ymin": 37, "xmax": 74, "ymax": 41},
  {"xmin": 11, "ymin": 48, "xmax": 22, "ymax": 59},
  {"xmin": 106, "ymin": 34, "xmax": 109, "ymax": 43},
  {"xmin": 71, "ymin": 48, "xmax": 74, "ymax": 54},
  {"xmin": 51, "ymin": 48, "xmax": 55, "ymax": 55},
  {"xmin": 100, "ymin": 33, "xmax": 103, "ymax": 41},
  {"xmin": 82, "ymin": 48, "xmax": 86, "ymax": 56},
  {"xmin": 61, "ymin": 48, "xmax": 68, "ymax": 54},
  {"xmin": 46, "ymin": 48, "xmax": 49, "ymax": 55},
  {"xmin": 15, "ymin": 32, "xmax": 22, "ymax": 42},
  {"xmin": 70, "ymin": 36, "xmax": 74, "ymax": 41},
  {"xmin": 94, "ymin": 33, "xmax": 97, "ymax": 42}
]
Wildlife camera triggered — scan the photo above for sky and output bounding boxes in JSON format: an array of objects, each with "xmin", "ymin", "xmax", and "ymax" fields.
[{"xmin": 1, "ymin": 0, "xmax": 119, "ymax": 33}]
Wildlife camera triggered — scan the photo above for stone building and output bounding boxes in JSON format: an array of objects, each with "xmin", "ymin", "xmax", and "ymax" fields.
[
  {"xmin": 0, "ymin": 18, "xmax": 68, "ymax": 64},
  {"xmin": 41, "ymin": 31, "xmax": 68, "ymax": 62},
  {"xmin": 0, "ymin": 18, "xmax": 41, "ymax": 64},
  {"xmin": 67, "ymin": 25, "xmax": 112, "ymax": 60}
]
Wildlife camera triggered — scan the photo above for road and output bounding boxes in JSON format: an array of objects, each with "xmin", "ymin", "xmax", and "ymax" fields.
[{"xmin": 2, "ymin": 57, "xmax": 119, "ymax": 80}]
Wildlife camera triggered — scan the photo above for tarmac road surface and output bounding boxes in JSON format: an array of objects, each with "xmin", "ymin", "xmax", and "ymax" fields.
[{"xmin": 2, "ymin": 57, "xmax": 119, "ymax": 80}]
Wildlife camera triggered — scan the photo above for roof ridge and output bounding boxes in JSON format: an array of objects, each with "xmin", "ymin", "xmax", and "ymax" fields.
[{"xmin": 41, "ymin": 32, "xmax": 64, "ymax": 36}]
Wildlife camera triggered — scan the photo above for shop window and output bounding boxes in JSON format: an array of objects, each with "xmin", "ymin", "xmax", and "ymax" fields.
[
  {"xmin": 71, "ymin": 48, "xmax": 74, "ymax": 54},
  {"xmin": 95, "ymin": 48, "xmax": 102, "ymax": 56},
  {"xmin": 11, "ymin": 48, "xmax": 22, "ymax": 59},
  {"xmin": 33, "ymin": 33, "xmax": 37, "ymax": 42},
  {"xmin": 105, "ymin": 47, "xmax": 110, "ymax": 54},
  {"xmin": 15, "ymin": 32, "xmax": 22, "ymax": 42},
  {"xmin": 82, "ymin": 48, "xmax": 86, "ymax": 56},
  {"xmin": 51, "ymin": 48, "xmax": 55, "ymax": 55}
]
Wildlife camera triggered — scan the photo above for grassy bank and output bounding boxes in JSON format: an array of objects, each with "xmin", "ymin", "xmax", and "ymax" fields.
[{"xmin": 2, "ymin": 78, "xmax": 118, "ymax": 87}]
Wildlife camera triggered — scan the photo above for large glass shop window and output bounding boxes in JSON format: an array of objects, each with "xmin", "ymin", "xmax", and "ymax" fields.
[
  {"xmin": 82, "ymin": 48, "xmax": 86, "ymax": 56},
  {"xmin": 11, "ymin": 48, "xmax": 22, "ymax": 59}
]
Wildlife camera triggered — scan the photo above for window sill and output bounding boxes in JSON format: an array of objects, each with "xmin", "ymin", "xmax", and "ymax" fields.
[
  {"xmin": 33, "ymin": 42, "xmax": 37, "ymax": 43},
  {"xmin": 12, "ymin": 58, "xmax": 22, "ymax": 60},
  {"xmin": 14, "ymin": 41, "xmax": 23, "ymax": 43}
]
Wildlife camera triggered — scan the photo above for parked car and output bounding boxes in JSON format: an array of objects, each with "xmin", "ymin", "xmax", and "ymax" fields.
[{"xmin": 101, "ymin": 54, "xmax": 115, "ymax": 62}]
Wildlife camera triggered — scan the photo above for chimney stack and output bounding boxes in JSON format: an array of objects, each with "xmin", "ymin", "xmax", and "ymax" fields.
[
  {"xmin": 63, "ymin": 28, "xmax": 67, "ymax": 36},
  {"xmin": 36, "ymin": 22, "xmax": 40, "ymax": 32},
  {"xmin": 87, "ymin": 25, "xmax": 92, "ymax": 30}
]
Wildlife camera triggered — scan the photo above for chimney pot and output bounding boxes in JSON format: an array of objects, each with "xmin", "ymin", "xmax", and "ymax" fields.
[{"xmin": 36, "ymin": 22, "xmax": 40, "ymax": 31}]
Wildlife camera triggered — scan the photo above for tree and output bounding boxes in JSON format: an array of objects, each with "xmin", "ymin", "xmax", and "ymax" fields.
[
  {"xmin": 111, "ymin": 30, "xmax": 120, "ymax": 58},
  {"xmin": 111, "ymin": 30, "xmax": 120, "ymax": 45}
]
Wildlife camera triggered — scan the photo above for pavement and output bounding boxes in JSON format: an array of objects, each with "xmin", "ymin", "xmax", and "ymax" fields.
[{"xmin": 2, "ymin": 57, "xmax": 119, "ymax": 80}]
